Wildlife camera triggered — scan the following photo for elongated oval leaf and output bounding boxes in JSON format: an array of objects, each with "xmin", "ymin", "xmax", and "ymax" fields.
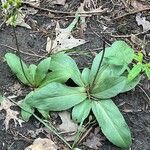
[
  {"xmin": 5, "ymin": 53, "xmax": 29, "ymax": 84},
  {"xmin": 128, "ymin": 64, "xmax": 142, "ymax": 81},
  {"xmin": 24, "ymin": 82, "xmax": 87, "ymax": 111},
  {"xmin": 91, "ymin": 77, "xmax": 126, "ymax": 99},
  {"xmin": 89, "ymin": 41, "xmax": 134, "ymax": 86},
  {"xmin": 144, "ymin": 65, "xmax": 150, "ymax": 79},
  {"xmin": 40, "ymin": 71, "xmax": 71, "ymax": 87},
  {"xmin": 81, "ymin": 68, "xmax": 90, "ymax": 86},
  {"xmin": 28, "ymin": 64, "xmax": 37, "ymax": 85},
  {"xmin": 72, "ymin": 99, "xmax": 91, "ymax": 123},
  {"xmin": 89, "ymin": 52, "xmax": 104, "ymax": 85},
  {"xmin": 21, "ymin": 101, "xmax": 34, "ymax": 121},
  {"xmin": 34, "ymin": 57, "xmax": 51, "ymax": 86},
  {"xmin": 104, "ymin": 41, "xmax": 134, "ymax": 66},
  {"xmin": 21, "ymin": 91, "xmax": 34, "ymax": 121},
  {"xmin": 50, "ymin": 53, "xmax": 84, "ymax": 86},
  {"xmin": 92, "ymin": 100, "xmax": 132, "ymax": 148},
  {"xmin": 121, "ymin": 75, "xmax": 141, "ymax": 93},
  {"xmin": 94, "ymin": 63, "xmax": 127, "ymax": 86}
]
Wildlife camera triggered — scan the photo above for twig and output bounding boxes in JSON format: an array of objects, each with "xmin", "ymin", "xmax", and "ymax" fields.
[
  {"xmin": 0, "ymin": 43, "xmax": 44, "ymax": 58},
  {"xmin": 138, "ymin": 85, "xmax": 150, "ymax": 106},
  {"xmin": 71, "ymin": 120, "xmax": 84, "ymax": 149},
  {"xmin": 0, "ymin": 20, "xmax": 5, "ymax": 29},
  {"xmin": 22, "ymin": 2, "xmax": 108, "ymax": 15},
  {"xmin": 110, "ymin": 30, "xmax": 150, "ymax": 38},
  {"xmin": 78, "ymin": 123, "xmax": 96, "ymax": 144},
  {"xmin": 90, "ymin": 25, "xmax": 111, "ymax": 46},
  {"xmin": 36, "ymin": 13, "xmax": 92, "ymax": 19},
  {"xmin": 77, "ymin": 119, "xmax": 97, "ymax": 145},
  {"xmin": 120, "ymin": 0, "xmax": 130, "ymax": 8},
  {"xmin": 114, "ymin": 7, "xmax": 150, "ymax": 20}
]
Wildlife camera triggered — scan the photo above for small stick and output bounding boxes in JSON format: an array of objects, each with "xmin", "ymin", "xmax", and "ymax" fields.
[
  {"xmin": 22, "ymin": 2, "xmax": 108, "ymax": 15},
  {"xmin": 0, "ymin": 43, "xmax": 44, "ymax": 58},
  {"xmin": 113, "ymin": 7, "xmax": 150, "ymax": 20},
  {"xmin": 138, "ymin": 85, "xmax": 150, "ymax": 106},
  {"xmin": 110, "ymin": 30, "xmax": 149, "ymax": 38}
]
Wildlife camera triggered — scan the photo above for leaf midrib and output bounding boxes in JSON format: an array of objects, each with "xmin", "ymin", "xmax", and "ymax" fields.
[{"xmin": 94, "ymin": 101, "xmax": 127, "ymax": 146}]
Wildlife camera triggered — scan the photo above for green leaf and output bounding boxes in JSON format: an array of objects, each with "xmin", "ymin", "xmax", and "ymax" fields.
[
  {"xmin": 89, "ymin": 52, "xmax": 104, "ymax": 85},
  {"xmin": 21, "ymin": 102, "xmax": 34, "ymax": 121},
  {"xmin": 40, "ymin": 71, "xmax": 71, "ymax": 87},
  {"xmin": 121, "ymin": 75, "xmax": 141, "ymax": 93},
  {"xmin": 24, "ymin": 82, "xmax": 87, "ymax": 111},
  {"xmin": 81, "ymin": 68, "xmax": 90, "ymax": 86},
  {"xmin": 5, "ymin": 53, "xmax": 30, "ymax": 84},
  {"xmin": 104, "ymin": 41, "xmax": 134, "ymax": 66},
  {"xmin": 128, "ymin": 63, "xmax": 142, "ymax": 81},
  {"xmin": 89, "ymin": 41, "xmax": 131, "ymax": 85},
  {"xmin": 38, "ymin": 110, "xmax": 49, "ymax": 119},
  {"xmin": 0, "ymin": 95, "xmax": 4, "ymax": 103},
  {"xmin": 21, "ymin": 91, "xmax": 34, "ymax": 121},
  {"xmin": 72, "ymin": 99, "xmax": 91, "ymax": 123},
  {"xmin": 92, "ymin": 100, "xmax": 132, "ymax": 148},
  {"xmin": 94, "ymin": 63, "xmax": 127, "ymax": 85},
  {"xmin": 91, "ymin": 77, "xmax": 126, "ymax": 99},
  {"xmin": 28, "ymin": 64, "xmax": 37, "ymax": 84},
  {"xmin": 49, "ymin": 53, "xmax": 84, "ymax": 86},
  {"xmin": 144, "ymin": 65, "xmax": 150, "ymax": 79},
  {"xmin": 133, "ymin": 52, "xmax": 143, "ymax": 63},
  {"xmin": 34, "ymin": 57, "xmax": 51, "ymax": 86}
]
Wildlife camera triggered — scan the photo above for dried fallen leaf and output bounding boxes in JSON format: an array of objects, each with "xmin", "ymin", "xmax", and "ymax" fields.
[
  {"xmin": 84, "ymin": 0, "xmax": 97, "ymax": 9},
  {"xmin": 9, "ymin": 82, "xmax": 22, "ymax": 96},
  {"xmin": 27, "ymin": 128, "xmax": 44, "ymax": 138},
  {"xmin": 83, "ymin": 127, "xmax": 104, "ymax": 149},
  {"xmin": 136, "ymin": 13, "xmax": 150, "ymax": 32},
  {"xmin": 131, "ymin": 0, "xmax": 148, "ymax": 10},
  {"xmin": 24, "ymin": 138, "xmax": 57, "ymax": 150},
  {"xmin": 25, "ymin": 0, "xmax": 40, "ymax": 7},
  {"xmin": 0, "ymin": 97, "xmax": 24, "ymax": 130},
  {"xmin": 46, "ymin": 15, "xmax": 86, "ymax": 53},
  {"xmin": 58, "ymin": 111, "xmax": 78, "ymax": 133},
  {"xmin": 23, "ymin": 0, "xmax": 40, "ymax": 15},
  {"xmin": 130, "ymin": 34, "xmax": 143, "ymax": 46},
  {"xmin": 52, "ymin": 0, "xmax": 66, "ymax": 6},
  {"xmin": 15, "ymin": 12, "xmax": 31, "ymax": 29},
  {"xmin": 78, "ymin": 3, "xmax": 87, "ymax": 32}
]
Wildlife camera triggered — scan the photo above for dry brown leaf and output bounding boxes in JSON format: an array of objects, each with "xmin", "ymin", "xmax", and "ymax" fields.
[
  {"xmin": 136, "ymin": 13, "xmax": 150, "ymax": 32},
  {"xmin": 25, "ymin": 0, "xmax": 40, "ymax": 7},
  {"xmin": 0, "ymin": 97, "xmax": 24, "ymax": 130},
  {"xmin": 78, "ymin": 3, "xmax": 87, "ymax": 32},
  {"xmin": 15, "ymin": 12, "xmax": 31, "ymax": 29},
  {"xmin": 131, "ymin": 0, "xmax": 148, "ymax": 10},
  {"xmin": 58, "ymin": 111, "xmax": 78, "ymax": 133},
  {"xmin": 46, "ymin": 16, "xmax": 86, "ymax": 53},
  {"xmin": 27, "ymin": 128, "xmax": 44, "ymax": 138},
  {"xmin": 130, "ymin": 34, "xmax": 143, "ymax": 46},
  {"xmin": 24, "ymin": 138, "xmax": 57, "ymax": 150},
  {"xmin": 52, "ymin": 0, "xmax": 66, "ymax": 6},
  {"xmin": 9, "ymin": 82, "xmax": 22, "ymax": 96},
  {"xmin": 23, "ymin": 0, "xmax": 40, "ymax": 15},
  {"xmin": 83, "ymin": 127, "xmax": 104, "ymax": 150},
  {"xmin": 83, "ymin": 0, "xmax": 98, "ymax": 9}
]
